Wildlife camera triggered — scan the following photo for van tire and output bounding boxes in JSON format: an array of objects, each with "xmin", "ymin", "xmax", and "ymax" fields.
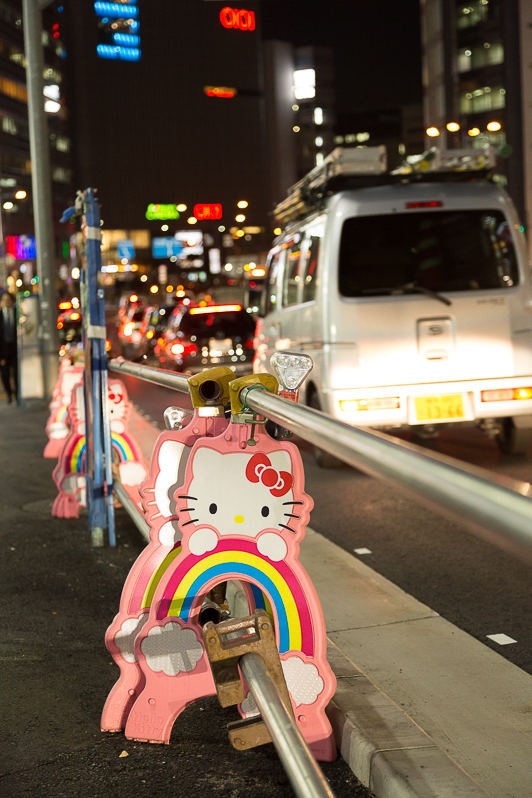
[
  {"xmin": 308, "ymin": 393, "xmax": 345, "ymax": 468},
  {"xmin": 496, "ymin": 418, "xmax": 532, "ymax": 455}
]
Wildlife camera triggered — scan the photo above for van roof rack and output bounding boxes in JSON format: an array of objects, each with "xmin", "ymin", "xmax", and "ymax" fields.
[{"xmin": 273, "ymin": 144, "xmax": 497, "ymax": 226}]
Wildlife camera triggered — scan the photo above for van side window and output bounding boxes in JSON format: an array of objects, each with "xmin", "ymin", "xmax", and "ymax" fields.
[
  {"xmin": 263, "ymin": 248, "xmax": 283, "ymax": 315},
  {"xmin": 302, "ymin": 235, "xmax": 320, "ymax": 303},
  {"xmin": 283, "ymin": 238, "xmax": 303, "ymax": 306}
]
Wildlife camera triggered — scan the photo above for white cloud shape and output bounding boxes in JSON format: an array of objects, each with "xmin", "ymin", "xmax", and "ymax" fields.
[
  {"xmin": 281, "ymin": 656, "xmax": 324, "ymax": 706},
  {"xmin": 158, "ymin": 519, "xmax": 180, "ymax": 546},
  {"xmin": 119, "ymin": 461, "xmax": 147, "ymax": 486},
  {"xmin": 114, "ymin": 612, "xmax": 149, "ymax": 663},
  {"xmin": 141, "ymin": 622, "xmax": 204, "ymax": 676}
]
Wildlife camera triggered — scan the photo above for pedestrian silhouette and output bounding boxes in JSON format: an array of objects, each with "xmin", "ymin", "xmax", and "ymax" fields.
[{"xmin": 0, "ymin": 292, "xmax": 18, "ymax": 403}]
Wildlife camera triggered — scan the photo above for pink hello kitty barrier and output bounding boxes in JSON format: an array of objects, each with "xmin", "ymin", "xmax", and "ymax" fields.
[
  {"xmin": 51, "ymin": 377, "xmax": 147, "ymax": 519},
  {"xmin": 101, "ymin": 367, "xmax": 235, "ymax": 732},
  {"xmin": 102, "ymin": 368, "xmax": 337, "ymax": 762},
  {"xmin": 43, "ymin": 357, "xmax": 85, "ymax": 459}
]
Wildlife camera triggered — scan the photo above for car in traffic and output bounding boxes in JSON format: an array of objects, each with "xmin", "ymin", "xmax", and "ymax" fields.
[
  {"xmin": 133, "ymin": 302, "xmax": 176, "ymax": 361},
  {"xmin": 56, "ymin": 305, "xmax": 82, "ymax": 346},
  {"xmin": 155, "ymin": 302, "xmax": 255, "ymax": 375},
  {"xmin": 117, "ymin": 303, "xmax": 146, "ymax": 359}
]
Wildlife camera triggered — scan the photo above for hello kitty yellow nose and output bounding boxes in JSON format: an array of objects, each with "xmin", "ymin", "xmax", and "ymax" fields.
[{"xmin": 234, "ymin": 514, "xmax": 245, "ymax": 524}]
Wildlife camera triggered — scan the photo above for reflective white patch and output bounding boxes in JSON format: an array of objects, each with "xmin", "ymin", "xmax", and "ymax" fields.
[{"xmin": 486, "ymin": 633, "xmax": 517, "ymax": 646}]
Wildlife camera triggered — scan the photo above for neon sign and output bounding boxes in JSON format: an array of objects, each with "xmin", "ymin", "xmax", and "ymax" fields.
[
  {"xmin": 219, "ymin": 7, "xmax": 256, "ymax": 31},
  {"xmin": 204, "ymin": 86, "xmax": 237, "ymax": 99},
  {"xmin": 94, "ymin": 0, "xmax": 141, "ymax": 62},
  {"xmin": 145, "ymin": 204, "xmax": 180, "ymax": 221},
  {"xmin": 193, "ymin": 203, "xmax": 223, "ymax": 221}
]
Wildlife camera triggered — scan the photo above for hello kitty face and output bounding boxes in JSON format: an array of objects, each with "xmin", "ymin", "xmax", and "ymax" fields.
[
  {"xmin": 107, "ymin": 380, "xmax": 129, "ymax": 431},
  {"xmin": 177, "ymin": 446, "xmax": 306, "ymax": 561}
]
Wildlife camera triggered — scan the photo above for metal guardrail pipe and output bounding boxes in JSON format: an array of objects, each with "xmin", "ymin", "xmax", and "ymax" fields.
[
  {"xmin": 109, "ymin": 357, "xmax": 190, "ymax": 393},
  {"xmin": 242, "ymin": 387, "xmax": 532, "ymax": 564},
  {"xmin": 239, "ymin": 652, "xmax": 335, "ymax": 798},
  {"xmin": 108, "ymin": 358, "xmax": 532, "ymax": 563},
  {"xmin": 112, "ymin": 481, "xmax": 150, "ymax": 541}
]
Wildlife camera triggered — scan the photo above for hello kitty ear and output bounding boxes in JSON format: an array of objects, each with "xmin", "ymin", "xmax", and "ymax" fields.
[
  {"xmin": 268, "ymin": 449, "xmax": 293, "ymax": 472},
  {"xmin": 192, "ymin": 446, "xmax": 223, "ymax": 472}
]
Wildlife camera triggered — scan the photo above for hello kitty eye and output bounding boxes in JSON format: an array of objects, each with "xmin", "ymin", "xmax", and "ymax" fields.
[
  {"xmin": 209, "ymin": 503, "xmax": 217, "ymax": 514},
  {"xmin": 261, "ymin": 506, "xmax": 270, "ymax": 518}
]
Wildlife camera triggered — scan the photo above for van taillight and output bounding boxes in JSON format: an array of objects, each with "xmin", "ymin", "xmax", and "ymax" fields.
[
  {"xmin": 481, "ymin": 387, "xmax": 532, "ymax": 402},
  {"xmin": 405, "ymin": 201, "xmax": 443, "ymax": 209}
]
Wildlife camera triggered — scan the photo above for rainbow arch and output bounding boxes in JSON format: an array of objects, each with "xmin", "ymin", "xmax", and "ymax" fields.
[
  {"xmin": 61, "ymin": 431, "xmax": 141, "ymax": 475},
  {"xmin": 156, "ymin": 538, "xmax": 315, "ymax": 656}
]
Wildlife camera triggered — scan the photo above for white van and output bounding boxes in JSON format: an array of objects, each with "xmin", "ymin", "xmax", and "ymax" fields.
[{"xmin": 253, "ymin": 146, "xmax": 532, "ymax": 465}]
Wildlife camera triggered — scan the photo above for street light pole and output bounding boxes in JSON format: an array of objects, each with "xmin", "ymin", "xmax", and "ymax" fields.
[{"xmin": 22, "ymin": 0, "xmax": 58, "ymax": 399}]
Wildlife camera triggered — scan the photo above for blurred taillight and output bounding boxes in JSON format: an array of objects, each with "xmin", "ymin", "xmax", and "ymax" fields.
[
  {"xmin": 171, "ymin": 341, "xmax": 197, "ymax": 357},
  {"xmin": 123, "ymin": 322, "xmax": 134, "ymax": 337}
]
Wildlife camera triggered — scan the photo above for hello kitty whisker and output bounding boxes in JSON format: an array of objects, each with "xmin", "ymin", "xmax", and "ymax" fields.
[
  {"xmin": 180, "ymin": 507, "xmax": 195, "ymax": 513},
  {"xmin": 282, "ymin": 500, "xmax": 303, "ymax": 506},
  {"xmin": 279, "ymin": 523, "xmax": 296, "ymax": 534},
  {"xmin": 181, "ymin": 517, "xmax": 199, "ymax": 526},
  {"xmin": 178, "ymin": 494, "xmax": 198, "ymax": 500},
  {"xmin": 284, "ymin": 513, "xmax": 300, "ymax": 519}
]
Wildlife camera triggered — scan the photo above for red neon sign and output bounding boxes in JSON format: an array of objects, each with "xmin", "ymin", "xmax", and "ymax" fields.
[
  {"xmin": 194, "ymin": 203, "xmax": 223, "ymax": 221},
  {"xmin": 219, "ymin": 7, "xmax": 256, "ymax": 31},
  {"xmin": 204, "ymin": 85, "xmax": 237, "ymax": 99}
]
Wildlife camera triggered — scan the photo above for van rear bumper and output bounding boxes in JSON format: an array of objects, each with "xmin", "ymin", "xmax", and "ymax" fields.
[{"xmin": 327, "ymin": 376, "xmax": 532, "ymax": 429}]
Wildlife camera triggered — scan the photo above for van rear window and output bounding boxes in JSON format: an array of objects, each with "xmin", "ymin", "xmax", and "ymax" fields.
[{"xmin": 338, "ymin": 210, "xmax": 519, "ymax": 297}]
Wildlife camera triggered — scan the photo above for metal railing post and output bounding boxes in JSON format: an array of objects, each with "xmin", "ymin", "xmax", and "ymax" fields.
[{"xmin": 240, "ymin": 652, "xmax": 336, "ymax": 798}]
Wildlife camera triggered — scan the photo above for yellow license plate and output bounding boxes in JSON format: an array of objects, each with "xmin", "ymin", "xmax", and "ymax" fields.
[{"xmin": 414, "ymin": 394, "xmax": 465, "ymax": 422}]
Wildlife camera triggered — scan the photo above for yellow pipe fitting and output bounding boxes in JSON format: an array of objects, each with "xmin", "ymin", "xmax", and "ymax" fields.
[
  {"xmin": 187, "ymin": 367, "xmax": 235, "ymax": 409},
  {"xmin": 229, "ymin": 373, "xmax": 278, "ymax": 415}
]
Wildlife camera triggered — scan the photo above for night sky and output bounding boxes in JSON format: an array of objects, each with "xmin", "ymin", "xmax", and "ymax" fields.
[{"xmin": 260, "ymin": 0, "xmax": 423, "ymax": 114}]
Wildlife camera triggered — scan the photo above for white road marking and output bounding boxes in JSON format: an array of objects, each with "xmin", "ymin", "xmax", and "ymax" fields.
[{"xmin": 486, "ymin": 633, "xmax": 517, "ymax": 646}]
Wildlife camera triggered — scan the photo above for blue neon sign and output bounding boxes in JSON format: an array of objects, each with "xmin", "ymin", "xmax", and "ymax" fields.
[{"xmin": 94, "ymin": 0, "xmax": 141, "ymax": 62}]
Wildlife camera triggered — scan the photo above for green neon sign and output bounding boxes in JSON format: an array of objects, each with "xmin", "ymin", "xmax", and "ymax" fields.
[{"xmin": 145, "ymin": 203, "xmax": 180, "ymax": 221}]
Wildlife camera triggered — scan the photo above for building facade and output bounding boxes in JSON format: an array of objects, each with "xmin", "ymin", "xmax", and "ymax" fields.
[
  {"xmin": 0, "ymin": 0, "xmax": 73, "ymax": 291},
  {"xmin": 420, "ymin": 0, "xmax": 532, "ymax": 254}
]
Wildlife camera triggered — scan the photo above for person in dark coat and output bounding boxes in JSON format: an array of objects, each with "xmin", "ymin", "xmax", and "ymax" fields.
[{"xmin": 0, "ymin": 291, "xmax": 18, "ymax": 403}]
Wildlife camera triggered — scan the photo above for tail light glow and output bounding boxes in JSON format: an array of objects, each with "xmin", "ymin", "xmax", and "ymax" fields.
[
  {"xmin": 481, "ymin": 387, "xmax": 532, "ymax": 402},
  {"xmin": 405, "ymin": 200, "xmax": 443, "ymax": 209},
  {"xmin": 189, "ymin": 303, "xmax": 242, "ymax": 315}
]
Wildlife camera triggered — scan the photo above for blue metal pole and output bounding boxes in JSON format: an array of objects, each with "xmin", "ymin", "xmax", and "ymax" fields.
[{"xmin": 82, "ymin": 189, "xmax": 115, "ymax": 546}]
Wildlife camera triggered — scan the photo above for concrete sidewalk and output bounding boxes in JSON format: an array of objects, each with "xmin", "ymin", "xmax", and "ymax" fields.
[
  {"xmin": 1, "ymin": 398, "xmax": 530, "ymax": 797},
  {"xmin": 128, "ymin": 405, "xmax": 532, "ymax": 798}
]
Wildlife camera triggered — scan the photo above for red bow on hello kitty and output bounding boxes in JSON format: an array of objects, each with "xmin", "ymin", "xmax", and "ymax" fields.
[{"xmin": 245, "ymin": 453, "xmax": 293, "ymax": 497}]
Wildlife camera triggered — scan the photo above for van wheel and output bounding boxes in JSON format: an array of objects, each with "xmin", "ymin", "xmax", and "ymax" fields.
[
  {"xmin": 308, "ymin": 393, "xmax": 345, "ymax": 468},
  {"xmin": 496, "ymin": 418, "xmax": 532, "ymax": 455}
]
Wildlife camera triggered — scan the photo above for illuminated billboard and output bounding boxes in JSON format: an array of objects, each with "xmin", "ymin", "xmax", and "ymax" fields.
[
  {"xmin": 94, "ymin": 1, "xmax": 141, "ymax": 62},
  {"xmin": 152, "ymin": 231, "xmax": 203, "ymax": 261},
  {"xmin": 5, "ymin": 235, "xmax": 37, "ymax": 260}
]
